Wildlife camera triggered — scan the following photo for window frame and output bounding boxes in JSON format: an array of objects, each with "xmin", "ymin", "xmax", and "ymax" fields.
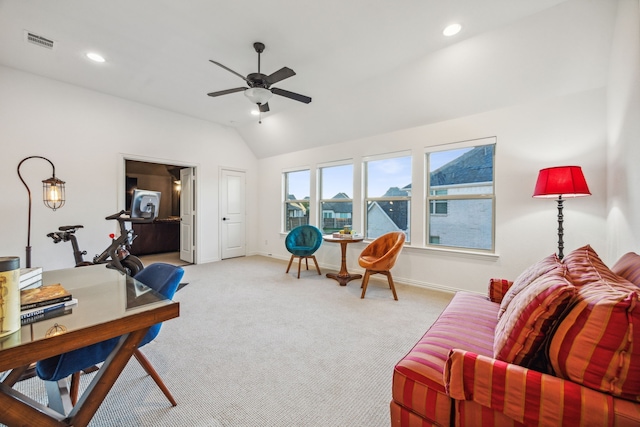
[
  {"xmin": 283, "ymin": 168, "xmax": 311, "ymax": 232},
  {"xmin": 363, "ymin": 151, "xmax": 412, "ymax": 242},
  {"xmin": 425, "ymin": 138, "xmax": 496, "ymax": 252},
  {"xmin": 318, "ymin": 161, "xmax": 354, "ymax": 234}
]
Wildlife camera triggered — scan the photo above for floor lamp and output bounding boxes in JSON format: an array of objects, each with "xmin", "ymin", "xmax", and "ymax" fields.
[
  {"xmin": 17, "ymin": 156, "xmax": 66, "ymax": 268},
  {"xmin": 533, "ymin": 166, "xmax": 590, "ymax": 260}
]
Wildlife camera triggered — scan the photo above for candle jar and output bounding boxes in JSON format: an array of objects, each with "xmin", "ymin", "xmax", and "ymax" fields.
[{"xmin": 0, "ymin": 257, "xmax": 20, "ymax": 338}]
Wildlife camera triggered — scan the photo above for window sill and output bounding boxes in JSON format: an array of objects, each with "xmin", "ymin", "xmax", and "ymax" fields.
[{"xmin": 402, "ymin": 244, "xmax": 499, "ymax": 261}]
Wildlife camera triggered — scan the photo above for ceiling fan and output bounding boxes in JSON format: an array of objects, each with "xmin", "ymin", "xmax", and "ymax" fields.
[{"xmin": 207, "ymin": 42, "xmax": 312, "ymax": 115}]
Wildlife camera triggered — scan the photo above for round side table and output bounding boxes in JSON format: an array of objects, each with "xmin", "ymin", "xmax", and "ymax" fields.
[{"xmin": 322, "ymin": 235, "xmax": 364, "ymax": 286}]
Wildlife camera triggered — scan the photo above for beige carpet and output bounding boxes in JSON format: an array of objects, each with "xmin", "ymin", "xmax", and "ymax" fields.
[{"xmin": 11, "ymin": 256, "xmax": 453, "ymax": 427}]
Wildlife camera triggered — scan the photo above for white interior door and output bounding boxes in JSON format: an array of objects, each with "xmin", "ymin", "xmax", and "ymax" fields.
[
  {"xmin": 180, "ymin": 167, "xmax": 195, "ymax": 263},
  {"xmin": 221, "ymin": 169, "xmax": 246, "ymax": 259}
]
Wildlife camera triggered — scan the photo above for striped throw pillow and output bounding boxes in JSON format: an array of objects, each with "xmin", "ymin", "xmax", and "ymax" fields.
[
  {"xmin": 611, "ymin": 252, "xmax": 640, "ymax": 288},
  {"xmin": 562, "ymin": 244, "xmax": 621, "ymax": 287},
  {"xmin": 488, "ymin": 278, "xmax": 512, "ymax": 303},
  {"xmin": 498, "ymin": 253, "xmax": 564, "ymax": 319},
  {"xmin": 548, "ymin": 281, "xmax": 640, "ymax": 400},
  {"xmin": 494, "ymin": 270, "xmax": 575, "ymax": 366},
  {"xmin": 549, "ymin": 245, "xmax": 640, "ymax": 400}
]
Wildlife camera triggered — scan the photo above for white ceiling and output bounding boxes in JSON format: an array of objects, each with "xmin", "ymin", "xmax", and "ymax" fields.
[{"xmin": 0, "ymin": 0, "xmax": 617, "ymax": 158}]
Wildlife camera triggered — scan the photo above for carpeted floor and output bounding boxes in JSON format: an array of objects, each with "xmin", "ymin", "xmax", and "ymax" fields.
[{"xmin": 11, "ymin": 256, "xmax": 453, "ymax": 427}]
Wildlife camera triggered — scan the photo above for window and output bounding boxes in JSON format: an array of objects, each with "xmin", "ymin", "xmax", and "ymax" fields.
[
  {"xmin": 429, "ymin": 190, "xmax": 448, "ymax": 215},
  {"xmin": 319, "ymin": 163, "xmax": 353, "ymax": 234},
  {"xmin": 426, "ymin": 141, "xmax": 495, "ymax": 251},
  {"xmin": 364, "ymin": 154, "xmax": 411, "ymax": 241},
  {"xmin": 284, "ymin": 169, "xmax": 310, "ymax": 231}
]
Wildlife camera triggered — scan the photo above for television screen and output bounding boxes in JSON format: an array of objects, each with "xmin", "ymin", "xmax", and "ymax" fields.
[{"xmin": 130, "ymin": 189, "xmax": 161, "ymax": 220}]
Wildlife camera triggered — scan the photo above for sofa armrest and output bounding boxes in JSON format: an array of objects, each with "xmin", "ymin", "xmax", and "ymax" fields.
[
  {"xmin": 488, "ymin": 278, "xmax": 512, "ymax": 303},
  {"xmin": 444, "ymin": 349, "xmax": 640, "ymax": 426}
]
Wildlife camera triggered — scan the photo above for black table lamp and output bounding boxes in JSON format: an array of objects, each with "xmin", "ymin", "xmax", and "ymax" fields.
[
  {"xmin": 533, "ymin": 166, "xmax": 591, "ymax": 260},
  {"xmin": 17, "ymin": 156, "xmax": 66, "ymax": 268}
]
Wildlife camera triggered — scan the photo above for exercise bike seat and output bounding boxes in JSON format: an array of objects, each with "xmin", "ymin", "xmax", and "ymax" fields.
[{"xmin": 58, "ymin": 225, "xmax": 83, "ymax": 231}]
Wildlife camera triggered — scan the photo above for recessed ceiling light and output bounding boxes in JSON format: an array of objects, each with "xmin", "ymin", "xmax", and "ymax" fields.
[
  {"xmin": 86, "ymin": 52, "xmax": 106, "ymax": 63},
  {"xmin": 443, "ymin": 23, "xmax": 462, "ymax": 37}
]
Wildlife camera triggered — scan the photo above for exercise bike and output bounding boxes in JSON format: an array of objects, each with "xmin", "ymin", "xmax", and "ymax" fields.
[{"xmin": 47, "ymin": 210, "xmax": 151, "ymax": 276}]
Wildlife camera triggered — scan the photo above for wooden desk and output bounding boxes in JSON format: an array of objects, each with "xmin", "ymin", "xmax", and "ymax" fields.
[
  {"xmin": 0, "ymin": 265, "xmax": 180, "ymax": 427},
  {"xmin": 323, "ymin": 235, "xmax": 364, "ymax": 286}
]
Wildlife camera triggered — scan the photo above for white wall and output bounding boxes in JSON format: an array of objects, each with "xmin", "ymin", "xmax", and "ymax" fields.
[
  {"xmin": 606, "ymin": 0, "xmax": 640, "ymax": 261},
  {"xmin": 0, "ymin": 65, "xmax": 258, "ymax": 270},
  {"xmin": 258, "ymin": 88, "xmax": 608, "ymax": 293}
]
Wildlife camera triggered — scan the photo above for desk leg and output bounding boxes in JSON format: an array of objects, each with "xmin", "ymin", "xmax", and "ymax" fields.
[
  {"xmin": 0, "ymin": 382, "xmax": 67, "ymax": 426},
  {"xmin": 66, "ymin": 327, "xmax": 149, "ymax": 427},
  {"xmin": 326, "ymin": 241, "xmax": 362, "ymax": 286},
  {"xmin": 0, "ymin": 364, "xmax": 30, "ymax": 387}
]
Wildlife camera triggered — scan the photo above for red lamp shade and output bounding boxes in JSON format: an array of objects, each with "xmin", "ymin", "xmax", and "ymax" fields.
[{"xmin": 533, "ymin": 166, "xmax": 591, "ymax": 198}]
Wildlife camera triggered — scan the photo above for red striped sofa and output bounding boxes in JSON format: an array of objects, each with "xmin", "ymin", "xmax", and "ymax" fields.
[{"xmin": 391, "ymin": 248, "xmax": 640, "ymax": 426}]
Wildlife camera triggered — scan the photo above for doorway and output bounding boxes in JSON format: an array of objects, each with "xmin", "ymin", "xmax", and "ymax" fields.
[{"xmin": 124, "ymin": 159, "xmax": 196, "ymax": 265}]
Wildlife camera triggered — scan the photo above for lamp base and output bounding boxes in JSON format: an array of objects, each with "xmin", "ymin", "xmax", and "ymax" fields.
[{"xmin": 556, "ymin": 196, "xmax": 565, "ymax": 260}]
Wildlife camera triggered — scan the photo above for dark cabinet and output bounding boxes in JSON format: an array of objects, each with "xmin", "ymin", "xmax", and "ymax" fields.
[{"xmin": 130, "ymin": 218, "xmax": 180, "ymax": 255}]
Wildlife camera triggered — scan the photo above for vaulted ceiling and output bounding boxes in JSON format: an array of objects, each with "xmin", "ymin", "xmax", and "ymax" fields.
[{"xmin": 0, "ymin": 0, "xmax": 617, "ymax": 158}]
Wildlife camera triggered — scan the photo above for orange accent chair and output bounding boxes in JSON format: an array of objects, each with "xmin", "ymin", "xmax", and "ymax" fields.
[{"xmin": 358, "ymin": 231, "xmax": 405, "ymax": 300}]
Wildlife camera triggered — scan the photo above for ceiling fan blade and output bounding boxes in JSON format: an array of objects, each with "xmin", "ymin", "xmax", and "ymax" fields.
[
  {"xmin": 271, "ymin": 87, "xmax": 312, "ymax": 104},
  {"xmin": 209, "ymin": 60, "xmax": 248, "ymax": 82},
  {"xmin": 259, "ymin": 103, "xmax": 270, "ymax": 113},
  {"xmin": 207, "ymin": 87, "xmax": 246, "ymax": 97},
  {"xmin": 265, "ymin": 67, "xmax": 296, "ymax": 85}
]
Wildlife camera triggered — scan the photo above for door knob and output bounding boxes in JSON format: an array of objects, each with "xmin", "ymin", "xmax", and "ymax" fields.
[{"xmin": 222, "ymin": 217, "xmax": 228, "ymax": 221}]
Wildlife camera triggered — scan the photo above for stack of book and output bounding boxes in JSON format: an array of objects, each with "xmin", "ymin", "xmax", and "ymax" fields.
[
  {"xmin": 19, "ymin": 267, "xmax": 43, "ymax": 290},
  {"xmin": 20, "ymin": 283, "xmax": 77, "ymax": 325}
]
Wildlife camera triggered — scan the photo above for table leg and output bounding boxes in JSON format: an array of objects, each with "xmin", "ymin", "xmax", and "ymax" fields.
[
  {"xmin": 1, "ymin": 364, "xmax": 31, "ymax": 387},
  {"xmin": 67, "ymin": 328, "xmax": 149, "ymax": 427},
  {"xmin": 0, "ymin": 383, "xmax": 66, "ymax": 426},
  {"xmin": 0, "ymin": 327, "xmax": 150, "ymax": 427},
  {"xmin": 326, "ymin": 241, "xmax": 362, "ymax": 286}
]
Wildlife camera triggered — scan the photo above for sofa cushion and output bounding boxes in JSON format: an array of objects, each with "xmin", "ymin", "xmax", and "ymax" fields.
[
  {"xmin": 498, "ymin": 253, "xmax": 563, "ymax": 319},
  {"xmin": 494, "ymin": 270, "xmax": 575, "ymax": 366},
  {"xmin": 392, "ymin": 292, "xmax": 496, "ymax": 424},
  {"xmin": 549, "ymin": 245, "xmax": 640, "ymax": 401},
  {"xmin": 611, "ymin": 252, "xmax": 640, "ymax": 287}
]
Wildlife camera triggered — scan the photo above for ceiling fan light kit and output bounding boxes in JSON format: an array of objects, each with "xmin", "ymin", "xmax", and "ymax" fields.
[
  {"xmin": 207, "ymin": 42, "xmax": 311, "ymax": 122},
  {"xmin": 244, "ymin": 87, "xmax": 272, "ymax": 105}
]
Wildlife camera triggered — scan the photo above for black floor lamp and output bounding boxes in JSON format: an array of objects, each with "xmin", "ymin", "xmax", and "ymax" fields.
[
  {"xmin": 533, "ymin": 166, "xmax": 591, "ymax": 260},
  {"xmin": 17, "ymin": 156, "xmax": 66, "ymax": 268}
]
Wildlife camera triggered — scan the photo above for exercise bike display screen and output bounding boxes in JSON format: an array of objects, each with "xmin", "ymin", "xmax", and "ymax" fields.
[{"xmin": 130, "ymin": 189, "xmax": 161, "ymax": 220}]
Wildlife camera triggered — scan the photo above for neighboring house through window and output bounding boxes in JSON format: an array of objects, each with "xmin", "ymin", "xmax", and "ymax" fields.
[
  {"xmin": 284, "ymin": 169, "xmax": 310, "ymax": 231},
  {"xmin": 426, "ymin": 139, "xmax": 495, "ymax": 251},
  {"xmin": 364, "ymin": 153, "xmax": 412, "ymax": 241},
  {"xmin": 319, "ymin": 163, "xmax": 353, "ymax": 234}
]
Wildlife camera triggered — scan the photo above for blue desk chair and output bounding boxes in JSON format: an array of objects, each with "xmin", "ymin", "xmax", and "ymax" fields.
[
  {"xmin": 285, "ymin": 225, "xmax": 323, "ymax": 278},
  {"xmin": 36, "ymin": 263, "xmax": 184, "ymax": 414}
]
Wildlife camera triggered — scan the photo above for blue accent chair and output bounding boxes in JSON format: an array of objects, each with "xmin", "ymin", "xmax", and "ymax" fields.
[
  {"xmin": 36, "ymin": 263, "xmax": 184, "ymax": 414},
  {"xmin": 285, "ymin": 225, "xmax": 323, "ymax": 278}
]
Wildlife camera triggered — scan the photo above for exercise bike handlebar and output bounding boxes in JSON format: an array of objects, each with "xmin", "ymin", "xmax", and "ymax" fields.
[
  {"xmin": 105, "ymin": 210, "xmax": 127, "ymax": 220},
  {"xmin": 105, "ymin": 210, "xmax": 156, "ymax": 223}
]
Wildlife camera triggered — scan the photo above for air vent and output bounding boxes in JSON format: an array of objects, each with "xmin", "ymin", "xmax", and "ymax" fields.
[{"xmin": 25, "ymin": 31, "xmax": 55, "ymax": 50}]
